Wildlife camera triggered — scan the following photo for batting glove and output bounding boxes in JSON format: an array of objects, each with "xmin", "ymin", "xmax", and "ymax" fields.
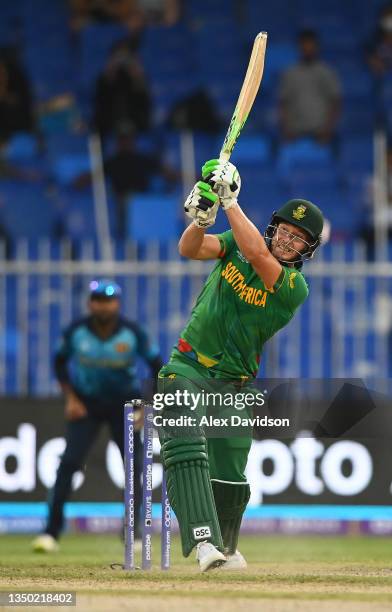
[
  {"xmin": 184, "ymin": 180, "xmax": 219, "ymax": 228},
  {"xmin": 202, "ymin": 159, "xmax": 241, "ymax": 210}
]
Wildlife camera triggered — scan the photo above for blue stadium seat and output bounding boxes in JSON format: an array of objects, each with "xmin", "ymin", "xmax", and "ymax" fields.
[
  {"xmin": 23, "ymin": 41, "xmax": 74, "ymax": 100},
  {"xmin": 45, "ymin": 133, "xmax": 89, "ymax": 185},
  {"xmin": 50, "ymin": 153, "xmax": 90, "ymax": 186},
  {"xmin": 284, "ymin": 166, "xmax": 340, "ymax": 196},
  {"xmin": 246, "ymin": 0, "xmax": 297, "ymax": 41},
  {"xmin": 206, "ymin": 76, "xmax": 245, "ymax": 119},
  {"xmin": 0, "ymin": 181, "xmax": 56, "ymax": 238},
  {"xmin": 0, "ymin": 0, "xmax": 23, "ymax": 46},
  {"xmin": 185, "ymin": 0, "xmax": 236, "ymax": 20},
  {"xmin": 2, "ymin": 327, "xmax": 19, "ymax": 359},
  {"xmin": 285, "ymin": 165, "xmax": 339, "ymax": 184},
  {"xmin": 339, "ymin": 103, "xmax": 375, "ymax": 136},
  {"xmin": 22, "ymin": 0, "xmax": 73, "ymax": 100},
  {"xmin": 4, "ymin": 133, "xmax": 39, "ymax": 161},
  {"xmin": 139, "ymin": 24, "xmax": 196, "ymax": 124},
  {"xmin": 229, "ymin": 135, "xmax": 271, "ymax": 165},
  {"xmin": 277, "ymin": 140, "xmax": 333, "ymax": 175},
  {"xmin": 262, "ymin": 42, "xmax": 298, "ymax": 90},
  {"xmin": 142, "ymin": 22, "xmax": 194, "ymax": 53},
  {"xmin": 239, "ymin": 170, "xmax": 290, "ymax": 225},
  {"xmin": 127, "ymin": 194, "xmax": 179, "ymax": 240},
  {"xmin": 56, "ymin": 187, "xmax": 96, "ymax": 240},
  {"xmin": 45, "ymin": 132, "xmax": 89, "ymax": 158},
  {"xmin": 312, "ymin": 190, "xmax": 358, "ymax": 237},
  {"xmin": 339, "ymin": 69, "xmax": 373, "ymax": 100},
  {"xmin": 77, "ymin": 23, "xmax": 129, "ymax": 100},
  {"xmin": 340, "ymin": 137, "xmax": 373, "ymax": 172},
  {"xmin": 163, "ymin": 131, "xmax": 217, "ymax": 172},
  {"xmin": 196, "ymin": 21, "xmax": 241, "ymax": 65},
  {"xmin": 344, "ymin": 171, "xmax": 369, "ymax": 201}
]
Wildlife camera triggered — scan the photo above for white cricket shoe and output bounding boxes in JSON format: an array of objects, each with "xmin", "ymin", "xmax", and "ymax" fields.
[
  {"xmin": 196, "ymin": 541, "xmax": 226, "ymax": 572},
  {"xmin": 31, "ymin": 534, "xmax": 59, "ymax": 553},
  {"xmin": 221, "ymin": 550, "xmax": 247, "ymax": 570}
]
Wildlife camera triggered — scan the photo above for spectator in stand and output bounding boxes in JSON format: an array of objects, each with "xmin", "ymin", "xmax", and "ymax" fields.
[
  {"xmin": 0, "ymin": 49, "xmax": 34, "ymax": 144},
  {"xmin": 367, "ymin": 3, "xmax": 392, "ymax": 78},
  {"xmin": 93, "ymin": 39, "xmax": 151, "ymax": 138},
  {"xmin": 74, "ymin": 123, "xmax": 178, "ymax": 236},
  {"xmin": 167, "ymin": 88, "xmax": 223, "ymax": 133},
  {"xmin": 279, "ymin": 30, "xmax": 341, "ymax": 144},
  {"xmin": 71, "ymin": 0, "xmax": 136, "ymax": 25},
  {"xmin": 138, "ymin": 0, "xmax": 180, "ymax": 25},
  {"xmin": 71, "ymin": 0, "xmax": 179, "ymax": 28}
]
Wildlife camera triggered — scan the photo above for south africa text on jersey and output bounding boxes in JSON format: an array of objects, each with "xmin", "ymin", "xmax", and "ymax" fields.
[{"xmin": 221, "ymin": 261, "xmax": 269, "ymax": 307}]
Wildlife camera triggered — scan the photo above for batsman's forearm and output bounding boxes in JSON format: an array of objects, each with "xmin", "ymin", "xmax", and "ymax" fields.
[
  {"xmin": 225, "ymin": 204, "xmax": 269, "ymax": 260},
  {"xmin": 178, "ymin": 222, "xmax": 205, "ymax": 257}
]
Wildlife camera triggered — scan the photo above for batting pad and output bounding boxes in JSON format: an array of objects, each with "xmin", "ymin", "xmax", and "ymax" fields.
[
  {"xmin": 211, "ymin": 479, "xmax": 251, "ymax": 554},
  {"xmin": 161, "ymin": 437, "xmax": 223, "ymax": 557}
]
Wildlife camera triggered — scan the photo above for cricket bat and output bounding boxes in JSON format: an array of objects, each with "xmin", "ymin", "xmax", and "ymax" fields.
[{"xmin": 219, "ymin": 31, "xmax": 268, "ymax": 162}]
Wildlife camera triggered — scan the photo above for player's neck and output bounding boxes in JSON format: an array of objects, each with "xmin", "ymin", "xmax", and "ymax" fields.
[{"xmin": 91, "ymin": 318, "xmax": 118, "ymax": 339}]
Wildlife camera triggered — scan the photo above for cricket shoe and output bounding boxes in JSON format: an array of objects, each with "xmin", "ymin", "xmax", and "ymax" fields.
[
  {"xmin": 31, "ymin": 534, "xmax": 59, "ymax": 553},
  {"xmin": 221, "ymin": 550, "xmax": 247, "ymax": 570},
  {"xmin": 196, "ymin": 541, "xmax": 226, "ymax": 572}
]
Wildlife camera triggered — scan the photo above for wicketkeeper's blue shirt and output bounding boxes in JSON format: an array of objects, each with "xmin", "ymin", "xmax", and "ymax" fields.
[{"xmin": 54, "ymin": 316, "xmax": 161, "ymax": 406}]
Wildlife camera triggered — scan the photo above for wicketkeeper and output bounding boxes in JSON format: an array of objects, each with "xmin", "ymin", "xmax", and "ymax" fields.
[
  {"xmin": 32, "ymin": 279, "xmax": 162, "ymax": 553},
  {"xmin": 158, "ymin": 159, "xmax": 324, "ymax": 571}
]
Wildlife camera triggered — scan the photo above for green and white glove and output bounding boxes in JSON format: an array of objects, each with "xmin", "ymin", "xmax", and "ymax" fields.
[
  {"xmin": 202, "ymin": 158, "xmax": 241, "ymax": 210},
  {"xmin": 184, "ymin": 180, "xmax": 219, "ymax": 228}
]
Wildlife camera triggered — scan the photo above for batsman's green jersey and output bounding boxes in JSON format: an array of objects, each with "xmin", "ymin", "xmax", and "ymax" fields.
[{"xmin": 174, "ymin": 229, "xmax": 308, "ymax": 378}]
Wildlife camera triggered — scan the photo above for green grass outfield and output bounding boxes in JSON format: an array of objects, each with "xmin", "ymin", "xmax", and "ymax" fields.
[{"xmin": 1, "ymin": 534, "xmax": 392, "ymax": 611}]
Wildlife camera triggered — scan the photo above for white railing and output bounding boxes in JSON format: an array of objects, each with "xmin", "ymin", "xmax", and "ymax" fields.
[{"xmin": 0, "ymin": 239, "xmax": 391, "ymax": 395}]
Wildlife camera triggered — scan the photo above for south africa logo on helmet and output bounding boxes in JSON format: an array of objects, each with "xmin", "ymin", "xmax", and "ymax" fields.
[
  {"xmin": 292, "ymin": 204, "xmax": 307, "ymax": 221},
  {"xmin": 275, "ymin": 198, "xmax": 324, "ymax": 242}
]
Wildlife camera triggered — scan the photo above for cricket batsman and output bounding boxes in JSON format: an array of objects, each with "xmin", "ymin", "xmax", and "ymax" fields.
[{"xmin": 158, "ymin": 158, "xmax": 324, "ymax": 571}]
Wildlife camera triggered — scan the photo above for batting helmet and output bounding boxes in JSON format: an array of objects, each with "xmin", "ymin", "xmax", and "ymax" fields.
[{"xmin": 265, "ymin": 198, "xmax": 324, "ymax": 268}]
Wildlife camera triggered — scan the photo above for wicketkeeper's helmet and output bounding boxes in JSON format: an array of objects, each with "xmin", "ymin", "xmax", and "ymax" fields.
[{"xmin": 89, "ymin": 279, "xmax": 122, "ymax": 298}]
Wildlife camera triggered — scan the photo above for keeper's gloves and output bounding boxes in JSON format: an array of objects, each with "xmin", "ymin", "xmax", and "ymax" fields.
[
  {"xmin": 184, "ymin": 180, "xmax": 219, "ymax": 228},
  {"xmin": 202, "ymin": 159, "xmax": 241, "ymax": 210}
]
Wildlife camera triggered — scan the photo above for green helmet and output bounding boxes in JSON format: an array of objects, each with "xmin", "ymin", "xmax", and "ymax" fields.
[
  {"xmin": 274, "ymin": 199, "xmax": 324, "ymax": 241},
  {"xmin": 265, "ymin": 198, "xmax": 324, "ymax": 267}
]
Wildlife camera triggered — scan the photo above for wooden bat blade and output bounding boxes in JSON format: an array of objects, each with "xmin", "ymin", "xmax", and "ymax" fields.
[{"xmin": 220, "ymin": 31, "xmax": 268, "ymax": 162}]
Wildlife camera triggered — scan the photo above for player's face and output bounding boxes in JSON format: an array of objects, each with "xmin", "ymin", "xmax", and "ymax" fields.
[
  {"xmin": 271, "ymin": 222, "xmax": 311, "ymax": 262},
  {"xmin": 300, "ymin": 38, "xmax": 319, "ymax": 61},
  {"xmin": 89, "ymin": 296, "xmax": 120, "ymax": 323}
]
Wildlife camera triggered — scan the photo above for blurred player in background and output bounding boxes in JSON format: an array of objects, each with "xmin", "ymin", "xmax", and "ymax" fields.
[
  {"xmin": 158, "ymin": 159, "xmax": 324, "ymax": 571},
  {"xmin": 32, "ymin": 279, "xmax": 162, "ymax": 552}
]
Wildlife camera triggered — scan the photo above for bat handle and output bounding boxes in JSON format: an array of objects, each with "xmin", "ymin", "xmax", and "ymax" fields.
[{"xmin": 219, "ymin": 151, "xmax": 230, "ymax": 163}]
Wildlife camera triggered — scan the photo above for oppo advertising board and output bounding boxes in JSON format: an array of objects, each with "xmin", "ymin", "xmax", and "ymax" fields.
[{"xmin": 1, "ymin": 390, "xmax": 392, "ymax": 534}]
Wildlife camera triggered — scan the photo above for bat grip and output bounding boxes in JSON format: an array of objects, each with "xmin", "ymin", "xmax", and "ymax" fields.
[{"xmin": 219, "ymin": 152, "xmax": 230, "ymax": 163}]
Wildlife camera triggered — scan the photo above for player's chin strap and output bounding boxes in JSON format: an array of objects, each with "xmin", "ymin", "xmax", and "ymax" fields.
[{"xmin": 264, "ymin": 221, "xmax": 320, "ymax": 270}]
